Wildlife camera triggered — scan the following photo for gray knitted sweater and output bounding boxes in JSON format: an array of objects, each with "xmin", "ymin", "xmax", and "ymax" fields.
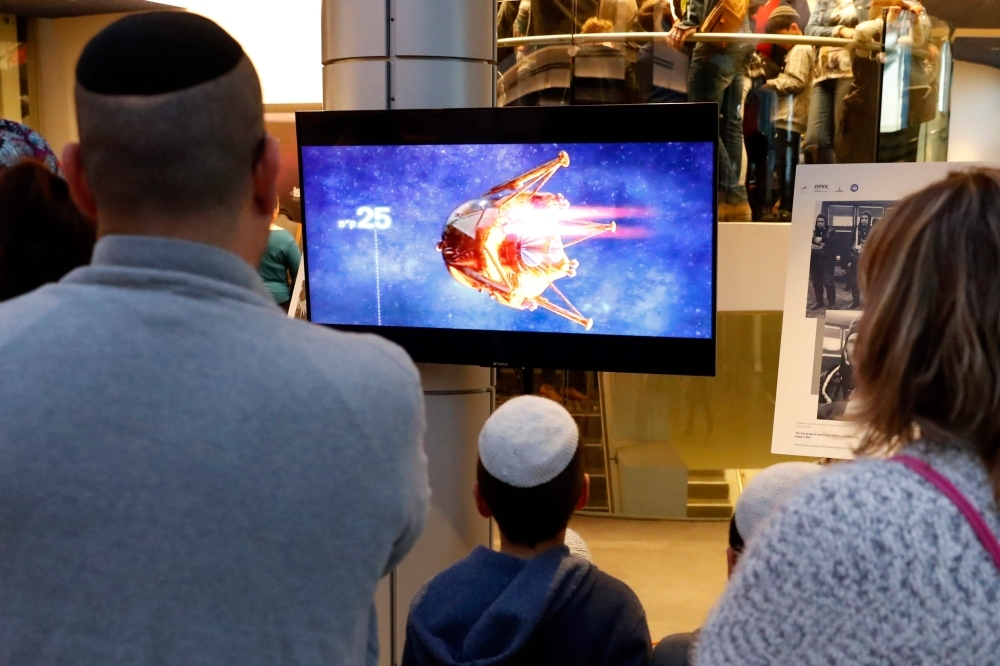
[{"xmin": 695, "ymin": 442, "xmax": 1000, "ymax": 665}]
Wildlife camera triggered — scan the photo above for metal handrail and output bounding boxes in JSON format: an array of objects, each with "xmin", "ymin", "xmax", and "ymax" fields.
[{"xmin": 498, "ymin": 31, "xmax": 855, "ymax": 49}]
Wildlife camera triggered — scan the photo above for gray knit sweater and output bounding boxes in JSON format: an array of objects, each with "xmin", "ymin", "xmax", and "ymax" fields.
[{"xmin": 695, "ymin": 442, "xmax": 1000, "ymax": 665}]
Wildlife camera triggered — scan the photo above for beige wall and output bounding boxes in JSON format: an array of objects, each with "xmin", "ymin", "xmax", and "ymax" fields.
[
  {"xmin": 948, "ymin": 60, "xmax": 1000, "ymax": 162},
  {"xmin": 32, "ymin": 13, "xmax": 125, "ymax": 156}
]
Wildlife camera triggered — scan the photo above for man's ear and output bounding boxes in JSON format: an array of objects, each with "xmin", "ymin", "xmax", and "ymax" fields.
[
  {"xmin": 575, "ymin": 473, "xmax": 591, "ymax": 511},
  {"xmin": 61, "ymin": 143, "xmax": 98, "ymax": 221},
  {"xmin": 252, "ymin": 134, "xmax": 281, "ymax": 218},
  {"xmin": 474, "ymin": 483, "xmax": 493, "ymax": 519}
]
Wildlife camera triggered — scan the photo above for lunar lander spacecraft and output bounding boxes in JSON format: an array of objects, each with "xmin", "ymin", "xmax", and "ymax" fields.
[{"xmin": 436, "ymin": 151, "xmax": 616, "ymax": 330}]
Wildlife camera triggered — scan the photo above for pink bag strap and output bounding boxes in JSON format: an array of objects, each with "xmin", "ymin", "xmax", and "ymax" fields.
[{"xmin": 893, "ymin": 454, "xmax": 1000, "ymax": 572}]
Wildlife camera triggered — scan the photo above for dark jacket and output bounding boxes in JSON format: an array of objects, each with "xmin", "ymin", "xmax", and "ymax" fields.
[
  {"xmin": 402, "ymin": 546, "xmax": 651, "ymax": 666},
  {"xmin": 820, "ymin": 363, "xmax": 854, "ymax": 404},
  {"xmin": 499, "ymin": 0, "xmax": 601, "ymax": 37},
  {"xmin": 677, "ymin": 0, "xmax": 752, "ymax": 32}
]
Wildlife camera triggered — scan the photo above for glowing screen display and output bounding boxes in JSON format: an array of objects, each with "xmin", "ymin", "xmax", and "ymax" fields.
[{"xmin": 301, "ymin": 142, "xmax": 714, "ymax": 339}]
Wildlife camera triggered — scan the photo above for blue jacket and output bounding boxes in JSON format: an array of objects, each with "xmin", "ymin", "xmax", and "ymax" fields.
[{"xmin": 403, "ymin": 545, "xmax": 651, "ymax": 666}]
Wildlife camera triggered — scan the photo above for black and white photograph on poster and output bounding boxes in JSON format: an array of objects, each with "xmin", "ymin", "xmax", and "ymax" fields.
[
  {"xmin": 770, "ymin": 162, "xmax": 997, "ymax": 460},
  {"xmin": 816, "ymin": 310, "xmax": 862, "ymax": 421},
  {"xmin": 806, "ymin": 200, "xmax": 895, "ymax": 318}
]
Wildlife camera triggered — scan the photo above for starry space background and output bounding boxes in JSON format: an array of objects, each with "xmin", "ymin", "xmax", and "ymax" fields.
[{"xmin": 301, "ymin": 142, "xmax": 714, "ymax": 338}]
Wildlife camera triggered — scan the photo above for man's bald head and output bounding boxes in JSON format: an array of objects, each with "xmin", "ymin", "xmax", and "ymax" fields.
[{"xmin": 74, "ymin": 12, "xmax": 266, "ymax": 222}]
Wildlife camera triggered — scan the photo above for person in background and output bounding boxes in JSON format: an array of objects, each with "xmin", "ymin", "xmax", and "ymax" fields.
[
  {"xmin": 845, "ymin": 211, "xmax": 872, "ymax": 307},
  {"xmin": 573, "ymin": 17, "xmax": 633, "ymax": 104},
  {"xmin": 762, "ymin": 6, "xmax": 814, "ymax": 220},
  {"xmin": 0, "ymin": 160, "xmax": 95, "ymax": 301},
  {"xmin": 258, "ymin": 208, "xmax": 301, "ymax": 311},
  {"xmin": 0, "ymin": 118, "xmax": 63, "ymax": 176},
  {"xmin": 804, "ymin": 0, "xmax": 870, "ymax": 164},
  {"xmin": 695, "ymin": 169, "xmax": 1000, "ymax": 665},
  {"xmin": 818, "ymin": 316, "xmax": 859, "ymax": 419},
  {"xmin": 754, "ymin": 0, "xmax": 809, "ymax": 39},
  {"xmin": 0, "ymin": 12, "xmax": 428, "ymax": 665},
  {"xmin": 653, "ymin": 463, "xmax": 822, "ymax": 666},
  {"xmin": 498, "ymin": 0, "xmax": 600, "ymax": 38},
  {"xmin": 403, "ymin": 395, "xmax": 651, "ymax": 666},
  {"xmin": 668, "ymin": 0, "xmax": 755, "ymax": 222},
  {"xmin": 634, "ymin": 0, "xmax": 688, "ymax": 103},
  {"xmin": 809, "ymin": 214, "xmax": 837, "ymax": 310}
]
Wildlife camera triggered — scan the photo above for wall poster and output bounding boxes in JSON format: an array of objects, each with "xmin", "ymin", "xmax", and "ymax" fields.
[{"xmin": 771, "ymin": 162, "xmax": 994, "ymax": 459}]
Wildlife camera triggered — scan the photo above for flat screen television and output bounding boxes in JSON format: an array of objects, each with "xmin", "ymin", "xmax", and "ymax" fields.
[{"xmin": 296, "ymin": 104, "xmax": 717, "ymax": 375}]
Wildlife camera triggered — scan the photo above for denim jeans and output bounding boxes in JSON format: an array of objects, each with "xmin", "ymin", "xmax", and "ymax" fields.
[
  {"xmin": 805, "ymin": 77, "xmax": 852, "ymax": 164},
  {"xmin": 688, "ymin": 41, "xmax": 754, "ymax": 206},
  {"xmin": 774, "ymin": 128, "xmax": 801, "ymax": 213}
]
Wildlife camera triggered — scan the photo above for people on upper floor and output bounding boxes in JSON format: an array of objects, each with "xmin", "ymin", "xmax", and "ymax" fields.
[
  {"xmin": 818, "ymin": 315, "xmax": 860, "ymax": 419},
  {"xmin": 634, "ymin": 0, "xmax": 688, "ymax": 103},
  {"xmin": 653, "ymin": 463, "xmax": 822, "ymax": 666},
  {"xmin": 804, "ymin": 0, "xmax": 870, "ymax": 164},
  {"xmin": 668, "ymin": 0, "xmax": 755, "ymax": 221},
  {"xmin": 0, "ymin": 12, "xmax": 428, "ymax": 666},
  {"xmin": 403, "ymin": 395, "xmax": 651, "ymax": 666},
  {"xmin": 762, "ymin": 5, "xmax": 814, "ymax": 220},
  {"xmin": 695, "ymin": 169, "xmax": 1000, "ymax": 665},
  {"xmin": 498, "ymin": 0, "xmax": 601, "ymax": 38},
  {"xmin": 809, "ymin": 214, "xmax": 837, "ymax": 310},
  {"xmin": 0, "ymin": 160, "xmax": 95, "ymax": 302}
]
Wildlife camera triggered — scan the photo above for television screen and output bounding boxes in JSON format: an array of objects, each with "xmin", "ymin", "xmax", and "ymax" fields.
[{"xmin": 297, "ymin": 105, "xmax": 717, "ymax": 375}]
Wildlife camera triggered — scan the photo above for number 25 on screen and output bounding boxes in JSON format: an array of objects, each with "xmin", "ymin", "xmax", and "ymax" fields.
[{"xmin": 339, "ymin": 206, "xmax": 392, "ymax": 230}]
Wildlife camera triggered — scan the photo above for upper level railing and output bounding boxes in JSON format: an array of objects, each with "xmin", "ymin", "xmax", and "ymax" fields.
[{"xmin": 499, "ymin": 32, "xmax": 855, "ymax": 48}]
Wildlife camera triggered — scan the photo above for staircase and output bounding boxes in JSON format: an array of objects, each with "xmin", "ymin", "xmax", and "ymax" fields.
[{"xmin": 686, "ymin": 470, "xmax": 734, "ymax": 518}]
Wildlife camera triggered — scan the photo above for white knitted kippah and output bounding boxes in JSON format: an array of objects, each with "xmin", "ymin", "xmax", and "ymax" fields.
[
  {"xmin": 735, "ymin": 462, "xmax": 822, "ymax": 543},
  {"xmin": 478, "ymin": 395, "xmax": 579, "ymax": 488}
]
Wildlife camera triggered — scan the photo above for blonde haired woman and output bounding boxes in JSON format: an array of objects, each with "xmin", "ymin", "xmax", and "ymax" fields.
[{"xmin": 695, "ymin": 169, "xmax": 1000, "ymax": 665}]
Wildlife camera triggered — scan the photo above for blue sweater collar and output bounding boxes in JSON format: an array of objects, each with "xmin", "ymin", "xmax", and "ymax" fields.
[{"xmin": 87, "ymin": 235, "xmax": 272, "ymax": 300}]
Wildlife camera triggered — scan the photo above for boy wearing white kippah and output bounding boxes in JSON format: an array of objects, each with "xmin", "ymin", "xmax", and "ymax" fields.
[{"xmin": 403, "ymin": 395, "xmax": 651, "ymax": 666}]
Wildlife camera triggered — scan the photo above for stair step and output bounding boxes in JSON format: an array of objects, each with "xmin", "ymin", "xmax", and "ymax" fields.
[
  {"xmin": 688, "ymin": 469, "xmax": 727, "ymax": 480},
  {"xmin": 687, "ymin": 480, "xmax": 731, "ymax": 500},
  {"xmin": 687, "ymin": 501, "xmax": 734, "ymax": 519}
]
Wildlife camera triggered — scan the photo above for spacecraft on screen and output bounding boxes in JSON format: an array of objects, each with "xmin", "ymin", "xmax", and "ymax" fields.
[{"xmin": 436, "ymin": 151, "xmax": 616, "ymax": 330}]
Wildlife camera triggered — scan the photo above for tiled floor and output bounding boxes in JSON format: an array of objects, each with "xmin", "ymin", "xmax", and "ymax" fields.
[{"xmin": 569, "ymin": 515, "xmax": 730, "ymax": 641}]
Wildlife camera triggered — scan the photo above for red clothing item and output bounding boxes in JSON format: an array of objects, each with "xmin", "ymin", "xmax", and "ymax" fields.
[{"xmin": 754, "ymin": 0, "xmax": 782, "ymax": 58}]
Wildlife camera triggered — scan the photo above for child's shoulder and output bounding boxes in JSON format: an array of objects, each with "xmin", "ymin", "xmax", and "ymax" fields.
[{"xmin": 583, "ymin": 564, "xmax": 647, "ymax": 616}]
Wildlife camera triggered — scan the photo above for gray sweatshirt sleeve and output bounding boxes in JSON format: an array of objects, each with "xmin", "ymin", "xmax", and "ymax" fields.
[
  {"xmin": 353, "ymin": 335, "xmax": 431, "ymax": 575},
  {"xmin": 372, "ymin": 341, "xmax": 430, "ymax": 576}
]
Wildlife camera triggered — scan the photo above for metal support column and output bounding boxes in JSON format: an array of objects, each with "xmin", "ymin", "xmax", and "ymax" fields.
[{"xmin": 321, "ymin": 2, "xmax": 496, "ymax": 663}]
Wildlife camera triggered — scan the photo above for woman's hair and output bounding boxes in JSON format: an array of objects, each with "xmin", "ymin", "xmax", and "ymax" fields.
[
  {"xmin": 0, "ymin": 160, "xmax": 95, "ymax": 301},
  {"xmin": 581, "ymin": 17, "xmax": 614, "ymax": 34},
  {"xmin": 853, "ymin": 168, "xmax": 1000, "ymax": 499}
]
